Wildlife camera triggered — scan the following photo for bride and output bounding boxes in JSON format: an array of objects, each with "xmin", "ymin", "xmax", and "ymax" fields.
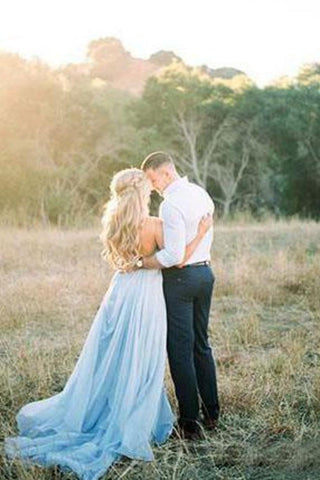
[{"xmin": 5, "ymin": 168, "xmax": 212, "ymax": 480}]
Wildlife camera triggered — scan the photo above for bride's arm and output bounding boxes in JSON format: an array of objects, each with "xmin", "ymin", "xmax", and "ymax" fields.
[
  {"xmin": 155, "ymin": 214, "xmax": 213, "ymax": 266},
  {"xmin": 179, "ymin": 213, "xmax": 213, "ymax": 267}
]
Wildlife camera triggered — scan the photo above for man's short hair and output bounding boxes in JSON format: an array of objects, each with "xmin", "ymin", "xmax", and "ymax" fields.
[{"xmin": 141, "ymin": 151, "xmax": 174, "ymax": 171}]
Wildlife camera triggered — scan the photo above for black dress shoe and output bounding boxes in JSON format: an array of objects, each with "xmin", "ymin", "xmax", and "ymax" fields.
[
  {"xmin": 182, "ymin": 428, "xmax": 205, "ymax": 441},
  {"xmin": 202, "ymin": 417, "xmax": 219, "ymax": 430},
  {"xmin": 170, "ymin": 425, "xmax": 205, "ymax": 441}
]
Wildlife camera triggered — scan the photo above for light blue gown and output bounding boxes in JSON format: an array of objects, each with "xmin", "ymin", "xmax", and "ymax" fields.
[{"xmin": 5, "ymin": 268, "xmax": 175, "ymax": 480}]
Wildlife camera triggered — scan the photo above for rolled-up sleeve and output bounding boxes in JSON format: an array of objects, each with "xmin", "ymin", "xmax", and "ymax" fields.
[{"xmin": 155, "ymin": 201, "xmax": 186, "ymax": 268}]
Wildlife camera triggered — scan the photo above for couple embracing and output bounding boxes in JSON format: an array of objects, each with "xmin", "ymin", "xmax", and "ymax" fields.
[{"xmin": 5, "ymin": 152, "xmax": 220, "ymax": 480}]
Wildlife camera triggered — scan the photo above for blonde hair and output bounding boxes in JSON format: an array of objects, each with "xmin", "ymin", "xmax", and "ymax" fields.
[{"xmin": 100, "ymin": 168, "xmax": 151, "ymax": 271}]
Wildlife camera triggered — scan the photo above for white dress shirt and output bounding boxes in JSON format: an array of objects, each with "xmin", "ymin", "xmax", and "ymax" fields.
[{"xmin": 155, "ymin": 176, "xmax": 215, "ymax": 268}]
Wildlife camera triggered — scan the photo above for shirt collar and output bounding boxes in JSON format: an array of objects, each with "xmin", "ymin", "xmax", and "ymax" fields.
[{"xmin": 163, "ymin": 176, "xmax": 189, "ymax": 197}]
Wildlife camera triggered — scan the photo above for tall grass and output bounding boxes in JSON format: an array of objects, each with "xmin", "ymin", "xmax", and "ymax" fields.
[{"xmin": 0, "ymin": 220, "xmax": 319, "ymax": 479}]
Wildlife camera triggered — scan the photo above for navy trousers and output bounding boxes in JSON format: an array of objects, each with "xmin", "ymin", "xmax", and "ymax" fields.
[{"xmin": 162, "ymin": 264, "xmax": 219, "ymax": 431}]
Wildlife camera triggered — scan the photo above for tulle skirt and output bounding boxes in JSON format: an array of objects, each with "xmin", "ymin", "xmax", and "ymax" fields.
[{"xmin": 5, "ymin": 268, "xmax": 174, "ymax": 480}]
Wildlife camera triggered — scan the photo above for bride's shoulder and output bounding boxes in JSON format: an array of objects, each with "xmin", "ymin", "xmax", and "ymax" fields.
[
  {"xmin": 139, "ymin": 216, "xmax": 162, "ymax": 253},
  {"xmin": 140, "ymin": 216, "xmax": 163, "ymax": 239},
  {"xmin": 149, "ymin": 215, "xmax": 162, "ymax": 224},
  {"xmin": 143, "ymin": 216, "xmax": 163, "ymax": 227}
]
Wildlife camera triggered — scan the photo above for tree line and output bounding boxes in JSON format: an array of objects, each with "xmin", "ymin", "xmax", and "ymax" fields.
[{"xmin": 0, "ymin": 50, "xmax": 319, "ymax": 225}]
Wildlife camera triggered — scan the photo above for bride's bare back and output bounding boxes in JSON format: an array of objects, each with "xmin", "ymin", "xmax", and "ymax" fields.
[
  {"xmin": 138, "ymin": 217, "xmax": 164, "ymax": 257},
  {"xmin": 136, "ymin": 213, "xmax": 211, "ymax": 266}
]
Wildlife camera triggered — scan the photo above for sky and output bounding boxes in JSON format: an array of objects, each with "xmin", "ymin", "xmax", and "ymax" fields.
[{"xmin": 0, "ymin": 0, "xmax": 319, "ymax": 87}]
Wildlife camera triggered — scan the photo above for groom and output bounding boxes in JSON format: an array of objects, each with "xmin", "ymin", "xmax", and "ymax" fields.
[{"xmin": 140, "ymin": 151, "xmax": 220, "ymax": 440}]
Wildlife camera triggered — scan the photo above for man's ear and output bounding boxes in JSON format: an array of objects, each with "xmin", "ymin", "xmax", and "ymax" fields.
[{"xmin": 164, "ymin": 168, "xmax": 172, "ymax": 179}]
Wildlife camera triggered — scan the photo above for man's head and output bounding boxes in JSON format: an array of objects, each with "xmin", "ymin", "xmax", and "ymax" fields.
[{"xmin": 141, "ymin": 151, "xmax": 179, "ymax": 194}]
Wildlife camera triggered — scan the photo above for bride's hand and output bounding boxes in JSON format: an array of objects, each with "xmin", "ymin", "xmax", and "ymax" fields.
[{"xmin": 198, "ymin": 212, "xmax": 213, "ymax": 237}]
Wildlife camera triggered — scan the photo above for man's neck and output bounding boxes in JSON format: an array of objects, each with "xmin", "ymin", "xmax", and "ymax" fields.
[
  {"xmin": 162, "ymin": 174, "xmax": 182, "ymax": 196},
  {"xmin": 165, "ymin": 174, "xmax": 180, "ymax": 189}
]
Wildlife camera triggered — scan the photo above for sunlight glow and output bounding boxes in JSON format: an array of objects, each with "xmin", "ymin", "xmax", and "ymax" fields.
[{"xmin": 0, "ymin": 0, "xmax": 319, "ymax": 87}]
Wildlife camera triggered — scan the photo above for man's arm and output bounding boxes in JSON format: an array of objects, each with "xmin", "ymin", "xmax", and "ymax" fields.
[
  {"xmin": 142, "ymin": 254, "xmax": 163, "ymax": 269},
  {"xmin": 143, "ymin": 201, "xmax": 186, "ymax": 269}
]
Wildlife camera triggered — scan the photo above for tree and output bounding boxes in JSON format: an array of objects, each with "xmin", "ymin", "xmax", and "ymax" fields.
[
  {"xmin": 131, "ymin": 61, "xmax": 263, "ymax": 217},
  {"xmin": 254, "ymin": 84, "xmax": 320, "ymax": 217}
]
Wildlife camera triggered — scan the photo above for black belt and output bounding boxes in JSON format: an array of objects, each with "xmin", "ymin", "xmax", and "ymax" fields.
[{"xmin": 164, "ymin": 260, "xmax": 210, "ymax": 272}]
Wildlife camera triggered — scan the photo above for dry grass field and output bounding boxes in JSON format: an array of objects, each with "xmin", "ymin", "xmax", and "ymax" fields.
[{"xmin": 0, "ymin": 220, "xmax": 319, "ymax": 480}]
